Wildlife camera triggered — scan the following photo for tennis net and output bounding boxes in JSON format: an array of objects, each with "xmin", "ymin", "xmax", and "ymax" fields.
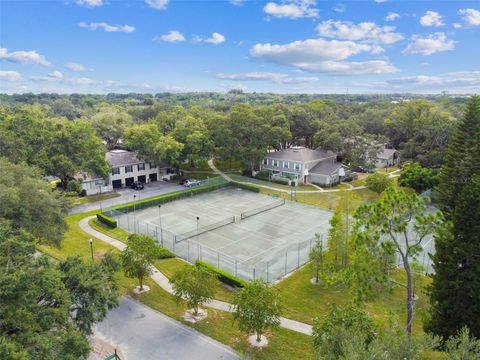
[
  {"xmin": 240, "ymin": 199, "xmax": 286, "ymax": 220},
  {"xmin": 174, "ymin": 216, "xmax": 236, "ymax": 243}
]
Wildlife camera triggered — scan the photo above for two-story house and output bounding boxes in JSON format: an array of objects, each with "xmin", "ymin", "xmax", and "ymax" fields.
[
  {"xmin": 260, "ymin": 147, "xmax": 346, "ymax": 186},
  {"xmin": 79, "ymin": 149, "xmax": 172, "ymax": 195}
]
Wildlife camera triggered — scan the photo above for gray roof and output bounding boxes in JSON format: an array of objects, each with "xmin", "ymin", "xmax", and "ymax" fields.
[
  {"xmin": 310, "ymin": 160, "xmax": 343, "ymax": 176},
  {"xmin": 377, "ymin": 148, "xmax": 397, "ymax": 160},
  {"xmin": 265, "ymin": 147, "xmax": 335, "ymax": 163},
  {"xmin": 106, "ymin": 150, "xmax": 143, "ymax": 167}
]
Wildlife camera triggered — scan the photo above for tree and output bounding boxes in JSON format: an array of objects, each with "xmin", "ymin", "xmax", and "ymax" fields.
[
  {"xmin": 121, "ymin": 234, "xmax": 161, "ymax": 291},
  {"xmin": 398, "ymin": 162, "xmax": 438, "ymax": 193},
  {"xmin": 90, "ymin": 105, "xmax": 132, "ymax": 149},
  {"xmin": 232, "ymin": 279, "xmax": 281, "ymax": 343},
  {"xmin": 0, "ymin": 224, "xmax": 116, "ymax": 359},
  {"xmin": 365, "ymin": 172, "xmax": 393, "ymax": 194},
  {"xmin": 170, "ymin": 263, "xmax": 218, "ymax": 316},
  {"xmin": 309, "ymin": 233, "xmax": 324, "ymax": 284},
  {"xmin": 352, "ymin": 188, "xmax": 441, "ymax": 337},
  {"xmin": 426, "ymin": 174, "xmax": 480, "ymax": 340},
  {"xmin": 0, "ymin": 158, "xmax": 68, "ymax": 246},
  {"xmin": 444, "ymin": 327, "xmax": 480, "ymax": 359},
  {"xmin": 435, "ymin": 95, "xmax": 480, "ymax": 217}
]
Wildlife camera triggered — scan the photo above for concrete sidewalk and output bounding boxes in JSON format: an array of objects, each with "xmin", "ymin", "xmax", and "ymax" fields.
[
  {"xmin": 79, "ymin": 216, "xmax": 313, "ymax": 336},
  {"xmin": 91, "ymin": 296, "xmax": 238, "ymax": 360}
]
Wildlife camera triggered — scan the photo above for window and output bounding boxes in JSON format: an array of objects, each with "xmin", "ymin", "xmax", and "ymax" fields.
[
  {"xmin": 263, "ymin": 158, "xmax": 268, "ymax": 165},
  {"xmin": 149, "ymin": 163, "xmax": 157, "ymax": 169},
  {"xmin": 273, "ymin": 160, "xmax": 278, "ymax": 167},
  {"xmin": 283, "ymin": 161, "xmax": 289, "ymax": 169},
  {"xmin": 294, "ymin": 163, "xmax": 301, "ymax": 171},
  {"xmin": 138, "ymin": 163, "xmax": 145, "ymax": 171},
  {"xmin": 125, "ymin": 165, "xmax": 133, "ymax": 173},
  {"xmin": 111, "ymin": 167, "xmax": 120, "ymax": 175}
]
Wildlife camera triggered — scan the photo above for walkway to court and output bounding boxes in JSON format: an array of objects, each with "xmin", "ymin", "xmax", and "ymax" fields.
[{"xmin": 79, "ymin": 216, "xmax": 313, "ymax": 336}]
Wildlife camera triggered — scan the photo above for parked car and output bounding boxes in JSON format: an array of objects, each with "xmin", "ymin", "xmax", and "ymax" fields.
[
  {"xmin": 352, "ymin": 165, "xmax": 375, "ymax": 173},
  {"xmin": 183, "ymin": 179, "xmax": 200, "ymax": 188},
  {"xmin": 130, "ymin": 181, "xmax": 144, "ymax": 190}
]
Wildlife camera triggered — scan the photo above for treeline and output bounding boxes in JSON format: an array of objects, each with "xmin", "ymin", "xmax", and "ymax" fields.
[{"xmin": 0, "ymin": 94, "xmax": 468, "ymax": 189}]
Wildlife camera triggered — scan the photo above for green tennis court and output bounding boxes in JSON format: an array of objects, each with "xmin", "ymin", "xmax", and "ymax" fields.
[{"xmin": 114, "ymin": 187, "xmax": 333, "ymax": 281}]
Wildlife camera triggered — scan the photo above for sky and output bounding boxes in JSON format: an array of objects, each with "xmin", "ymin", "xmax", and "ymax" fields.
[{"xmin": 0, "ymin": 0, "xmax": 479, "ymax": 94}]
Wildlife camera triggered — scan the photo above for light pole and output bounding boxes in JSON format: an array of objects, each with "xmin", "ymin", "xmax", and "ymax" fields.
[
  {"xmin": 158, "ymin": 204, "xmax": 162, "ymax": 230},
  {"xmin": 133, "ymin": 194, "xmax": 137, "ymax": 233},
  {"xmin": 196, "ymin": 216, "xmax": 200, "ymax": 260},
  {"xmin": 89, "ymin": 238, "xmax": 94, "ymax": 261}
]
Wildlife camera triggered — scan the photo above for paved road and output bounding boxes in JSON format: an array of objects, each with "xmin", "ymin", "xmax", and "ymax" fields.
[
  {"xmin": 92, "ymin": 296, "xmax": 239, "ymax": 360},
  {"xmin": 70, "ymin": 181, "xmax": 185, "ymax": 214}
]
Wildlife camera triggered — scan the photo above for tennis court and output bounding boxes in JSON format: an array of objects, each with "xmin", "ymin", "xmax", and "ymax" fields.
[{"xmin": 113, "ymin": 187, "xmax": 333, "ymax": 281}]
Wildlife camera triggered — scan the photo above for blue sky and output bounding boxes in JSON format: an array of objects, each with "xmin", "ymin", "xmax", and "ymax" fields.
[{"xmin": 1, "ymin": 0, "xmax": 479, "ymax": 94}]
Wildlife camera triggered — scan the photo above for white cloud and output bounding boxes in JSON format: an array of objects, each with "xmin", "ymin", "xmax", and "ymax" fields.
[
  {"xmin": 155, "ymin": 30, "xmax": 185, "ymax": 43},
  {"xmin": 316, "ymin": 20, "xmax": 404, "ymax": 44},
  {"xmin": 229, "ymin": 0, "xmax": 245, "ymax": 5},
  {"xmin": 0, "ymin": 70, "xmax": 22, "ymax": 81},
  {"xmin": 458, "ymin": 8, "xmax": 480, "ymax": 26},
  {"xmin": 334, "ymin": 3, "xmax": 345, "ymax": 13},
  {"xmin": 145, "ymin": 0, "xmax": 169, "ymax": 10},
  {"xmin": 194, "ymin": 32, "xmax": 226, "ymax": 44},
  {"xmin": 264, "ymin": 0, "xmax": 319, "ymax": 19},
  {"xmin": 79, "ymin": 22, "xmax": 135, "ymax": 33},
  {"xmin": 360, "ymin": 71, "xmax": 480, "ymax": 92},
  {"xmin": 385, "ymin": 12, "xmax": 400, "ymax": 22},
  {"xmin": 0, "ymin": 47, "xmax": 51, "ymax": 66},
  {"xmin": 76, "ymin": 0, "xmax": 103, "ymax": 7},
  {"xmin": 453, "ymin": 23, "xmax": 462, "ymax": 29},
  {"xmin": 48, "ymin": 70, "xmax": 64, "ymax": 79},
  {"xmin": 216, "ymin": 72, "xmax": 319, "ymax": 84},
  {"xmin": 374, "ymin": 0, "xmax": 388, "ymax": 3},
  {"xmin": 420, "ymin": 11, "xmax": 444, "ymax": 27},
  {"xmin": 250, "ymin": 38, "xmax": 398, "ymax": 74},
  {"xmin": 65, "ymin": 62, "xmax": 91, "ymax": 72},
  {"xmin": 403, "ymin": 32, "xmax": 455, "ymax": 56}
]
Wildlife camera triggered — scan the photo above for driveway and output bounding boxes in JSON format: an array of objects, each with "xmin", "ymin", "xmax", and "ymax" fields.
[
  {"xmin": 91, "ymin": 296, "xmax": 238, "ymax": 360},
  {"xmin": 70, "ymin": 181, "xmax": 185, "ymax": 214}
]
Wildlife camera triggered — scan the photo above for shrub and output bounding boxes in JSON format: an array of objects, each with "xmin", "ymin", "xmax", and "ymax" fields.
[
  {"xmin": 232, "ymin": 183, "xmax": 260, "ymax": 193},
  {"xmin": 366, "ymin": 173, "xmax": 392, "ymax": 194},
  {"xmin": 158, "ymin": 247, "xmax": 175, "ymax": 259},
  {"xmin": 195, "ymin": 260, "xmax": 247, "ymax": 288},
  {"xmin": 67, "ymin": 179, "xmax": 83, "ymax": 194},
  {"xmin": 398, "ymin": 163, "xmax": 438, "ymax": 193},
  {"xmin": 97, "ymin": 213, "xmax": 117, "ymax": 228}
]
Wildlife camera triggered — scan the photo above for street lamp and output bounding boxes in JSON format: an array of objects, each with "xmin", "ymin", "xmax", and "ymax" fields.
[
  {"xmin": 89, "ymin": 238, "xmax": 94, "ymax": 261},
  {"xmin": 133, "ymin": 194, "xmax": 137, "ymax": 233}
]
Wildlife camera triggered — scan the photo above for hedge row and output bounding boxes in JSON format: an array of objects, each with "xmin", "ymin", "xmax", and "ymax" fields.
[
  {"xmin": 109, "ymin": 181, "xmax": 230, "ymax": 214},
  {"xmin": 97, "ymin": 213, "xmax": 117, "ymax": 228},
  {"xmin": 232, "ymin": 182, "xmax": 260, "ymax": 193},
  {"xmin": 195, "ymin": 260, "xmax": 247, "ymax": 288}
]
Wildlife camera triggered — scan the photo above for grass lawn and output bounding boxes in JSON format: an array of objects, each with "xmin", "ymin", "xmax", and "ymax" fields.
[
  {"xmin": 72, "ymin": 192, "xmax": 120, "ymax": 206},
  {"xmin": 39, "ymin": 211, "xmax": 314, "ymax": 359},
  {"xmin": 213, "ymin": 158, "xmax": 244, "ymax": 173},
  {"xmin": 228, "ymin": 173, "xmax": 319, "ymax": 192},
  {"xmin": 276, "ymin": 263, "xmax": 431, "ymax": 335},
  {"xmin": 89, "ymin": 218, "xmax": 130, "ymax": 243}
]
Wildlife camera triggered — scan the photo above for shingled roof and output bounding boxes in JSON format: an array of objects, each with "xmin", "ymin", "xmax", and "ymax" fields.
[
  {"xmin": 309, "ymin": 161, "xmax": 343, "ymax": 176},
  {"xmin": 106, "ymin": 150, "xmax": 142, "ymax": 167},
  {"xmin": 265, "ymin": 147, "xmax": 335, "ymax": 162}
]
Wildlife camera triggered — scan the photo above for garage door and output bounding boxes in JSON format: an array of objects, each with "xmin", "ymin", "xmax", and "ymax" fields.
[
  {"xmin": 149, "ymin": 173, "xmax": 158, "ymax": 182},
  {"xmin": 125, "ymin": 177, "xmax": 135, "ymax": 187},
  {"xmin": 112, "ymin": 179, "xmax": 122, "ymax": 189},
  {"xmin": 137, "ymin": 175, "xmax": 146, "ymax": 184}
]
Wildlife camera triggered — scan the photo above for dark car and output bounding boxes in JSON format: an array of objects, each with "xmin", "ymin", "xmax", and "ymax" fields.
[{"xmin": 130, "ymin": 181, "xmax": 144, "ymax": 190}]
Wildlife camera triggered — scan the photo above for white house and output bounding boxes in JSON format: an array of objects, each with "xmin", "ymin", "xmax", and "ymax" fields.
[
  {"xmin": 260, "ymin": 147, "xmax": 347, "ymax": 186},
  {"xmin": 79, "ymin": 150, "xmax": 173, "ymax": 195},
  {"xmin": 375, "ymin": 145, "xmax": 400, "ymax": 168}
]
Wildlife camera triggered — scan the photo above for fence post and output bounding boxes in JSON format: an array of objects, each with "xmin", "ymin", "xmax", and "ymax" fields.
[
  {"xmin": 253, "ymin": 268, "xmax": 256, "ymax": 280},
  {"xmin": 266, "ymin": 261, "xmax": 269, "ymax": 283},
  {"xmin": 161, "ymin": 228, "xmax": 164, "ymax": 247},
  {"xmin": 297, "ymin": 242, "xmax": 300, "ymax": 268},
  {"xmin": 235, "ymin": 260, "xmax": 238, "ymax": 277},
  {"xmin": 284, "ymin": 252, "xmax": 288, "ymax": 275},
  {"xmin": 199, "ymin": 245, "xmax": 202, "ymax": 261}
]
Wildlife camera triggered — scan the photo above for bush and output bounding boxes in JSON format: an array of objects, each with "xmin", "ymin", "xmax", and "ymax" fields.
[
  {"xmin": 67, "ymin": 179, "xmax": 83, "ymax": 195},
  {"xmin": 158, "ymin": 247, "xmax": 175, "ymax": 259},
  {"xmin": 97, "ymin": 213, "xmax": 117, "ymax": 228},
  {"xmin": 232, "ymin": 182, "xmax": 260, "ymax": 193},
  {"xmin": 366, "ymin": 173, "xmax": 392, "ymax": 194},
  {"xmin": 398, "ymin": 163, "xmax": 438, "ymax": 193},
  {"xmin": 195, "ymin": 260, "xmax": 247, "ymax": 288}
]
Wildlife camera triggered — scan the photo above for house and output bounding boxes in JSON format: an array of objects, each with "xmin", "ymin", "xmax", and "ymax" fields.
[
  {"xmin": 260, "ymin": 147, "xmax": 347, "ymax": 186},
  {"xmin": 376, "ymin": 145, "xmax": 400, "ymax": 168},
  {"xmin": 79, "ymin": 149, "xmax": 173, "ymax": 195}
]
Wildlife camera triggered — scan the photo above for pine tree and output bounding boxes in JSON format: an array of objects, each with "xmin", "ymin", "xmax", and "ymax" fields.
[
  {"xmin": 426, "ymin": 174, "xmax": 480, "ymax": 339},
  {"xmin": 435, "ymin": 95, "xmax": 480, "ymax": 218}
]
